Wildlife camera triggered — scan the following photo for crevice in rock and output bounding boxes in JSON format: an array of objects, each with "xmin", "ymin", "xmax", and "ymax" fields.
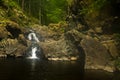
[
  {"xmin": 0, "ymin": 38, "xmax": 3, "ymax": 41},
  {"xmin": 74, "ymin": 41, "xmax": 86, "ymax": 79},
  {"xmin": 6, "ymin": 26, "xmax": 21, "ymax": 38},
  {"xmin": 65, "ymin": 31, "xmax": 86, "ymax": 76},
  {"xmin": 74, "ymin": 41, "xmax": 86, "ymax": 66}
]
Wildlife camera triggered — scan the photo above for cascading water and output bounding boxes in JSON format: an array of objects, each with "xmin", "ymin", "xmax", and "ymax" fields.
[
  {"xmin": 27, "ymin": 30, "xmax": 40, "ymax": 59},
  {"xmin": 28, "ymin": 47, "xmax": 38, "ymax": 59},
  {"xmin": 28, "ymin": 32, "xmax": 39, "ymax": 42}
]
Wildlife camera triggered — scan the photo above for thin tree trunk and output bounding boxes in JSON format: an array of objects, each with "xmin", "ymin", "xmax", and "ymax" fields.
[
  {"xmin": 17, "ymin": 0, "xmax": 19, "ymax": 4},
  {"xmin": 39, "ymin": 0, "xmax": 42, "ymax": 24},
  {"xmin": 29, "ymin": 0, "xmax": 31, "ymax": 15},
  {"xmin": 22, "ymin": 0, "xmax": 24, "ymax": 11}
]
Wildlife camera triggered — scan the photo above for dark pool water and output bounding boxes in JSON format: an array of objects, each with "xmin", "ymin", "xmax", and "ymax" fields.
[{"xmin": 0, "ymin": 59, "xmax": 119, "ymax": 80}]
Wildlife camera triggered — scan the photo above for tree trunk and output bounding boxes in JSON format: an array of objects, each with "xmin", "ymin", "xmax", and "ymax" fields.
[
  {"xmin": 28, "ymin": 0, "xmax": 31, "ymax": 15},
  {"xmin": 39, "ymin": 0, "xmax": 42, "ymax": 24},
  {"xmin": 22, "ymin": 0, "xmax": 24, "ymax": 11}
]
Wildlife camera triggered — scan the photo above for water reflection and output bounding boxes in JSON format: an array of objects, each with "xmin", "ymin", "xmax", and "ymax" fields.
[
  {"xmin": 30, "ymin": 59, "xmax": 37, "ymax": 71},
  {"xmin": 0, "ymin": 59, "xmax": 119, "ymax": 80}
]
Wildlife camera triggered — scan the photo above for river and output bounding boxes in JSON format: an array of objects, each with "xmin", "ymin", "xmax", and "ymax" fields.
[{"xmin": 0, "ymin": 59, "xmax": 119, "ymax": 80}]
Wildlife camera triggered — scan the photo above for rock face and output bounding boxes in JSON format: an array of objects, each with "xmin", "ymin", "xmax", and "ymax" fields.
[
  {"xmin": 31, "ymin": 25, "xmax": 80, "ymax": 61},
  {"xmin": 27, "ymin": 24, "xmax": 119, "ymax": 72},
  {"xmin": 0, "ymin": 20, "xmax": 118, "ymax": 72},
  {"xmin": 0, "ymin": 38, "xmax": 27, "ymax": 58},
  {"xmin": 0, "ymin": 20, "xmax": 27, "ymax": 58},
  {"xmin": 65, "ymin": 29, "xmax": 115, "ymax": 72},
  {"xmin": 40, "ymin": 38, "xmax": 79, "ymax": 61},
  {"xmin": 81, "ymin": 36, "xmax": 113, "ymax": 72},
  {"xmin": 0, "ymin": 0, "xmax": 29, "ymax": 58}
]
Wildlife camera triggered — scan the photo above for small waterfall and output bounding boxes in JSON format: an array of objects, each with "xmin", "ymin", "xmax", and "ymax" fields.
[
  {"xmin": 29, "ymin": 47, "xmax": 38, "ymax": 59},
  {"xmin": 28, "ymin": 31, "xmax": 39, "ymax": 42},
  {"xmin": 27, "ymin": 30, "xmax": 40, "ymax": 59}
]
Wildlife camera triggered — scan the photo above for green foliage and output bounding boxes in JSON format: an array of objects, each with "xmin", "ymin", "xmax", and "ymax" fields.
[
  {"xmin": 66, "ymin": 0, "xmax": 73, "ymax": 6},
  {"xmin": 81, "ymin": 0, "xmax": 108, "ymax": 14},
  {"xmin": 8, "ymin": 1, "xmax": 17, "ymax": 8},
  {"xmin": 13, "ymin": 0, "xmax": 68, "ymax": 25},
  {"xmin": 47, "ymin": 8, "xmax": 63, "ymax": 23},
  {"xmin": 2, "ymin": 0, "xmax": 20, "ymax": 9},
  {"xmin": 45, "ymin": 0, "xmax": 67, "ymax": 24},
  {"xmin": 48, "ymin": 21, "xmax": 67, "ymax": 33}
]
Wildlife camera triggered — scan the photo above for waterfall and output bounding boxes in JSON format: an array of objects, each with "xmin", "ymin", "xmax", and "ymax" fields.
[
  {"xmin": 27, "ymin": 30, "xmax": 40, "ymax": 59},
  {"xmin": 28, "ymin": 32, "xmax": 39, "ymax": 42},
  {"xmin": 29, "ymin": 47, "xmax": 38, "ymax": 59}
]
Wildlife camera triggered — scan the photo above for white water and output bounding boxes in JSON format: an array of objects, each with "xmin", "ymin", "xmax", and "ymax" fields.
[
  {"xmin": 28, "ymin": 47, "xmax": 38, "ymax": 59},
  {"xmin": 27, "ymin": 31, "xmax": 40, "ymax": 59},
  {"xmin": 28, "ymin": 33, "xmax": 39, "ymax": 42}
]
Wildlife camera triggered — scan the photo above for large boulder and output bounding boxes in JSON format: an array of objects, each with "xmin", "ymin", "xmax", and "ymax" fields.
[
  {"xmin": 65, "ymin": 29, "xmax": 114, "ymax": 72},
  {"xmin": 81, "ymin": 36, "xmax": 113, "ymax": 72}
]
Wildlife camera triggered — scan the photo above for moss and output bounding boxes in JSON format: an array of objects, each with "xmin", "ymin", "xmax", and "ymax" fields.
[
  {"xmin": 48, "ymin": 21, "xmax": 67, "ymax": 34},
  {"xmin": 2, "ymin": 0, "xmax": 20, "ymax": 10}
]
